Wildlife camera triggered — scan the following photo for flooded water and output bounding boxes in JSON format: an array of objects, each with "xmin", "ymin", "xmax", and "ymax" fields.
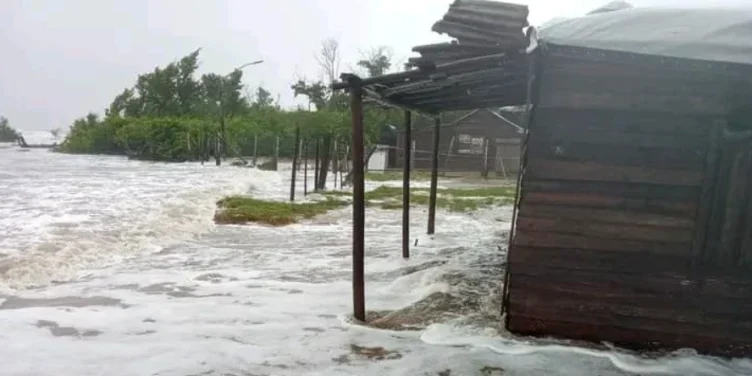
[{"xmin": 1, "ymin": 145, "xmax": 750, "ymax": 376}]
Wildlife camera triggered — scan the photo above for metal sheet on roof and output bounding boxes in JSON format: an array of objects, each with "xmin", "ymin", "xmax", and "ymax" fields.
[{"xmin": 537, "ymin": 7, "xmax": 752, "ymax": 66}]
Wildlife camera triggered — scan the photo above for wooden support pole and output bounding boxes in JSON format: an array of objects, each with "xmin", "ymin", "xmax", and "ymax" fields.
[
  {"xmin": 303, "ymin": 140, "xmax": 309, "ymax": 196},
  {"xmin": 253, "ymin": 134, "xmax": 258, "ymax": 167},
  {"xmin": 349, "ymin": 81, "xmax": 366, "ymax": 322},
  {"xmin": 402, "ymin": 110, "xmax": 412, "ymax": 259},
  {"xmin": 428, "ymin": 115, "xmax": 441, "ymax": 235},
  {"xmin": 314, "ymin": 139, "xmax": 320, "ymax": 191},
  {"xmin": 290, "ymin": 127, "xmax": 300, "ymax": 202}
]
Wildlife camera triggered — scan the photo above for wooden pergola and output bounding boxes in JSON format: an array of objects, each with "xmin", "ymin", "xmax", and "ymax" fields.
[{"xmin": 331, "ymin": 0, "xmax": 531, "ymax": 321}]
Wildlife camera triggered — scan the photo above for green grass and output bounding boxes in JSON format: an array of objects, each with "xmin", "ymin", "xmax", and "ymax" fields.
[
  {"xmin": 324, "ymin": 185, "xmax": 516, "ymax": 212},
  {"xmin": 214, "ymin": 196, "xmax": 347, "ymax": 226}
]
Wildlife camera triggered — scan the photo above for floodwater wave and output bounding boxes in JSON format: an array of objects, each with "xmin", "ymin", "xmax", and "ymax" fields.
[{"xmin": 0, "ymin": 147, "xmax": 750, "ymax": 376}]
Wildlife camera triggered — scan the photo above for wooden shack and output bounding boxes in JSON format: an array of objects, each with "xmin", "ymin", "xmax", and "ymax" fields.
[
  {"xmin": 395, "ymin": 108, "xmax": 525, "ymax": 176},
  {"xmin": 504, "ymin": 8, "xmax": 752, "ymax": 357}
]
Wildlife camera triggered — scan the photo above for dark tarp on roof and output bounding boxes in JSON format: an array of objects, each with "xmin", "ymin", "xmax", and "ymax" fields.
[{"xmin": 535, "ymin": 7, "xmax": 752, "ymax": 66}]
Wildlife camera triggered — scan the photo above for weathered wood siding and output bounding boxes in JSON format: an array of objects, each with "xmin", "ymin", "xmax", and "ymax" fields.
[{"xmin": 506, "ymin": 51, "xmax": 752, "ymax": 357}]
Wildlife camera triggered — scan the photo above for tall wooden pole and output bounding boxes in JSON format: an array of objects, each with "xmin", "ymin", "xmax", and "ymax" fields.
[
  {"xmin": 402, "ymin": 111, "xmax": 412, "ymax": 259},
  {"xmin": 349, "ymin": 80, "xmax": 366, "ymax": 322},
  {"xmin": 428, "ymin": 115, "xmax": 441, "ymax": 235},
  {"xmin": 290, "ymin": 127, "xmax": 300, "ymax": 202},
  {"xmin": 314, "ymin": 139, "xmax": 320, "ymax": 191},
  {"xmin": 303, "ymin": 140, "xmax": 309, "ymax": 196}
]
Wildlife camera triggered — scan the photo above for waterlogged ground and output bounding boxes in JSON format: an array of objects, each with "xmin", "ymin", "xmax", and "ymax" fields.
[{"xmin": 1, "ymin": 147, "xmax": 751, "ymax": 376}]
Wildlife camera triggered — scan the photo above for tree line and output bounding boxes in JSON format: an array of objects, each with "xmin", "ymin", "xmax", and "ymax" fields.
[
  {"xmin": 59, "ymin": 40, "xmax": 403, "ymax": 179},
  {"xmin": 0, "ymin": 117, "xmax": 20, "ymax": 143}
]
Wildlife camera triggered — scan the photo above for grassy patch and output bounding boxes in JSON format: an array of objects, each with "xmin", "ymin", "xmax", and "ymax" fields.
[
  {"xmin": 214, "ymin": 196, "xmax": 347, "ymax": 226},
  {"xmin": 325, "ymin": 185, "xmax": 516, "ymax": 212}
]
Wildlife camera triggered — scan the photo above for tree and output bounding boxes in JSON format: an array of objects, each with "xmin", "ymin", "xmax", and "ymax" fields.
[
  {"xmin": 291, "ymin": 79, "xmax": 327, "ymax": 110},
  {"xmin": 316, "ymin": 38, "xmax": 340, "ymax": 84},
  {"xmin": 175, "ymin": 48, "xmax": 203, "ymax": 116},
  {"xmin": 0, "ymin": 116, "xmax": 19, "ymax": 142},
  {"xmin": 357, "ymin": 46, "xmax": 393, "ymax": 78},
  {"xmin": 251, "ymin": 87, "xmax": 275, "ymax": 109}
]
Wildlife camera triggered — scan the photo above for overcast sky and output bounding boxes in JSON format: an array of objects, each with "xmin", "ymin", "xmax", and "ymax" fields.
[{"xmin": 1, "ymin": 0, "xmax": 750, "ymax": 131}]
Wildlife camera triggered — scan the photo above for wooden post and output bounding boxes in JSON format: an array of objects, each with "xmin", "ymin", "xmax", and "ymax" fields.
[
  {"xmin": 402, "ymin": 111, "xmax": 412, "ymax": 259},
  {"xmin": 428, "ymin": 115, "xmax": 441, "ymax": 235},
  {"xmin": 253, "ymin": 134, "xmax": 258, "ymax": 167},
  {"xmin": 303, "ymin": 140, "xmax": 309, "ymax": 196},
  {"xmin": 314, "ymin": 139, "xmax": 320, "ymax": 191},
  {"xmin": 349, "ymin": 80, "xmax": 366, "ymax": 322},
  {"xmin": 333, "ymin": 141, "xmax": 339, "ymax": 189},
  {"xmin": 274, "ymin": 137, "xmax": 280, "ymax": 171},
  {"xmin": 482, "ymin": 137, "xmax": 490, "ymax": 179},
  {"xmin": 290, "ymin": 127, "xmax": 300, "ymax": 202}
]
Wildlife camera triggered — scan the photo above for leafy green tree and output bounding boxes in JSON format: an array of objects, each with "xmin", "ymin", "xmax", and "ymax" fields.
[
  {"xmin": 59, "ymin": 43, "xmax": 403, "ymax": 177},
  {"xmin": 357, "ymin": 46, "xmax": 392, "ymax": 78}
]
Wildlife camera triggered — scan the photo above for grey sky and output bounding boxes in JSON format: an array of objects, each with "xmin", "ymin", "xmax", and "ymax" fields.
[{"xmin": 1, "ymin": 0, "xmax": 750, "ymax": 131}]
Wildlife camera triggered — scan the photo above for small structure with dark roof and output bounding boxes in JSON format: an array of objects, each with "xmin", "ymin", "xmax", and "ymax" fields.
[
  {"xmin": 333, "ymin": 0, "xmax": 752, "ymax": 358},
  {"xmin": 394, "ymin": 108, "xmax": 525, "ymax": 176},
  {"xmin": 505, "ymin": 6, "xmax": 752, "ymax": 357}
]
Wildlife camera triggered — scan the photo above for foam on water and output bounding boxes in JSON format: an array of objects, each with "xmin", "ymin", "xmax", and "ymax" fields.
[
  {"xmin": 0, "ymin": 148, "xmax": 264, "ymax": 289},
  {"xmin": 1, "ymin": 150, "xmax": 750, "ymax": 376}
]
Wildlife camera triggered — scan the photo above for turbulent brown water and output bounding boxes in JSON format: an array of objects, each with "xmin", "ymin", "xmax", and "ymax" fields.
[{"xmin": 1, "ymin": 145, "xmax": 750, "ymax": 376}]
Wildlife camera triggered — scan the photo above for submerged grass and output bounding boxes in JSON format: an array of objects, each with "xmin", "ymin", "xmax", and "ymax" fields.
[
  {"xmin": 214, "ymin": 196, "xmax": 347, "ymax": 226},
  {"xmin": 215, "ymin": 184, "xmax": 516, "ymax": 226},
  {"xmin": 326, "ymin": 185, "xmax": 516, "ymax": 212}
]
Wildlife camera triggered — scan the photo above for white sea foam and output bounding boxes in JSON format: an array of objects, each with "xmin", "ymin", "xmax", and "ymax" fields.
[{"xmin": 0, "ymin": 149, "xmax": 750, "ymax": 376}]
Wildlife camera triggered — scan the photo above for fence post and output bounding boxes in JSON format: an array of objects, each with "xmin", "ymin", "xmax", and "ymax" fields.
[
  {"xmin": 303, "ymin": 140, "xmax": 309, "ymax": 196},
  {"xmin": 333, "ymin": 141, "xmax": 339, "ymax": 189},
  {"xmin": 314, "ymin": 139, "xmax": 320, "ymax": 191},
  {"xmin": 290, "ymin": 127, "xmax": 301, "ymax": 202},
  {"xmin": 402, "ymin": 111, "xmax": 412, "ymax": 259},
  {"xmin": 411, "ymin": 140, "xmax": 416, "ymax": 170},
  {"xmin": 274, "ymin": 137, "xmax": 280, "ymax": 171},
  {"xmin": 428, "ymin": 115, "xmax": 441, "ymax": 235},
  {"xmin": 482, "ymin": 137, "xmax": 490, "ymax": 179}
]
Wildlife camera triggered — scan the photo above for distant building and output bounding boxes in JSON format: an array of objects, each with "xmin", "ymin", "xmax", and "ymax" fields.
[{"xmin": 394, "ymin": 108, "xmax": 526, "ymax": 177}]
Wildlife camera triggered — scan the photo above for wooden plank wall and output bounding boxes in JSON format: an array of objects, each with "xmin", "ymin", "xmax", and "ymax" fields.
[{"xmin": 506, "ymin": 56, "xmax": 752, "ymax": 357}]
